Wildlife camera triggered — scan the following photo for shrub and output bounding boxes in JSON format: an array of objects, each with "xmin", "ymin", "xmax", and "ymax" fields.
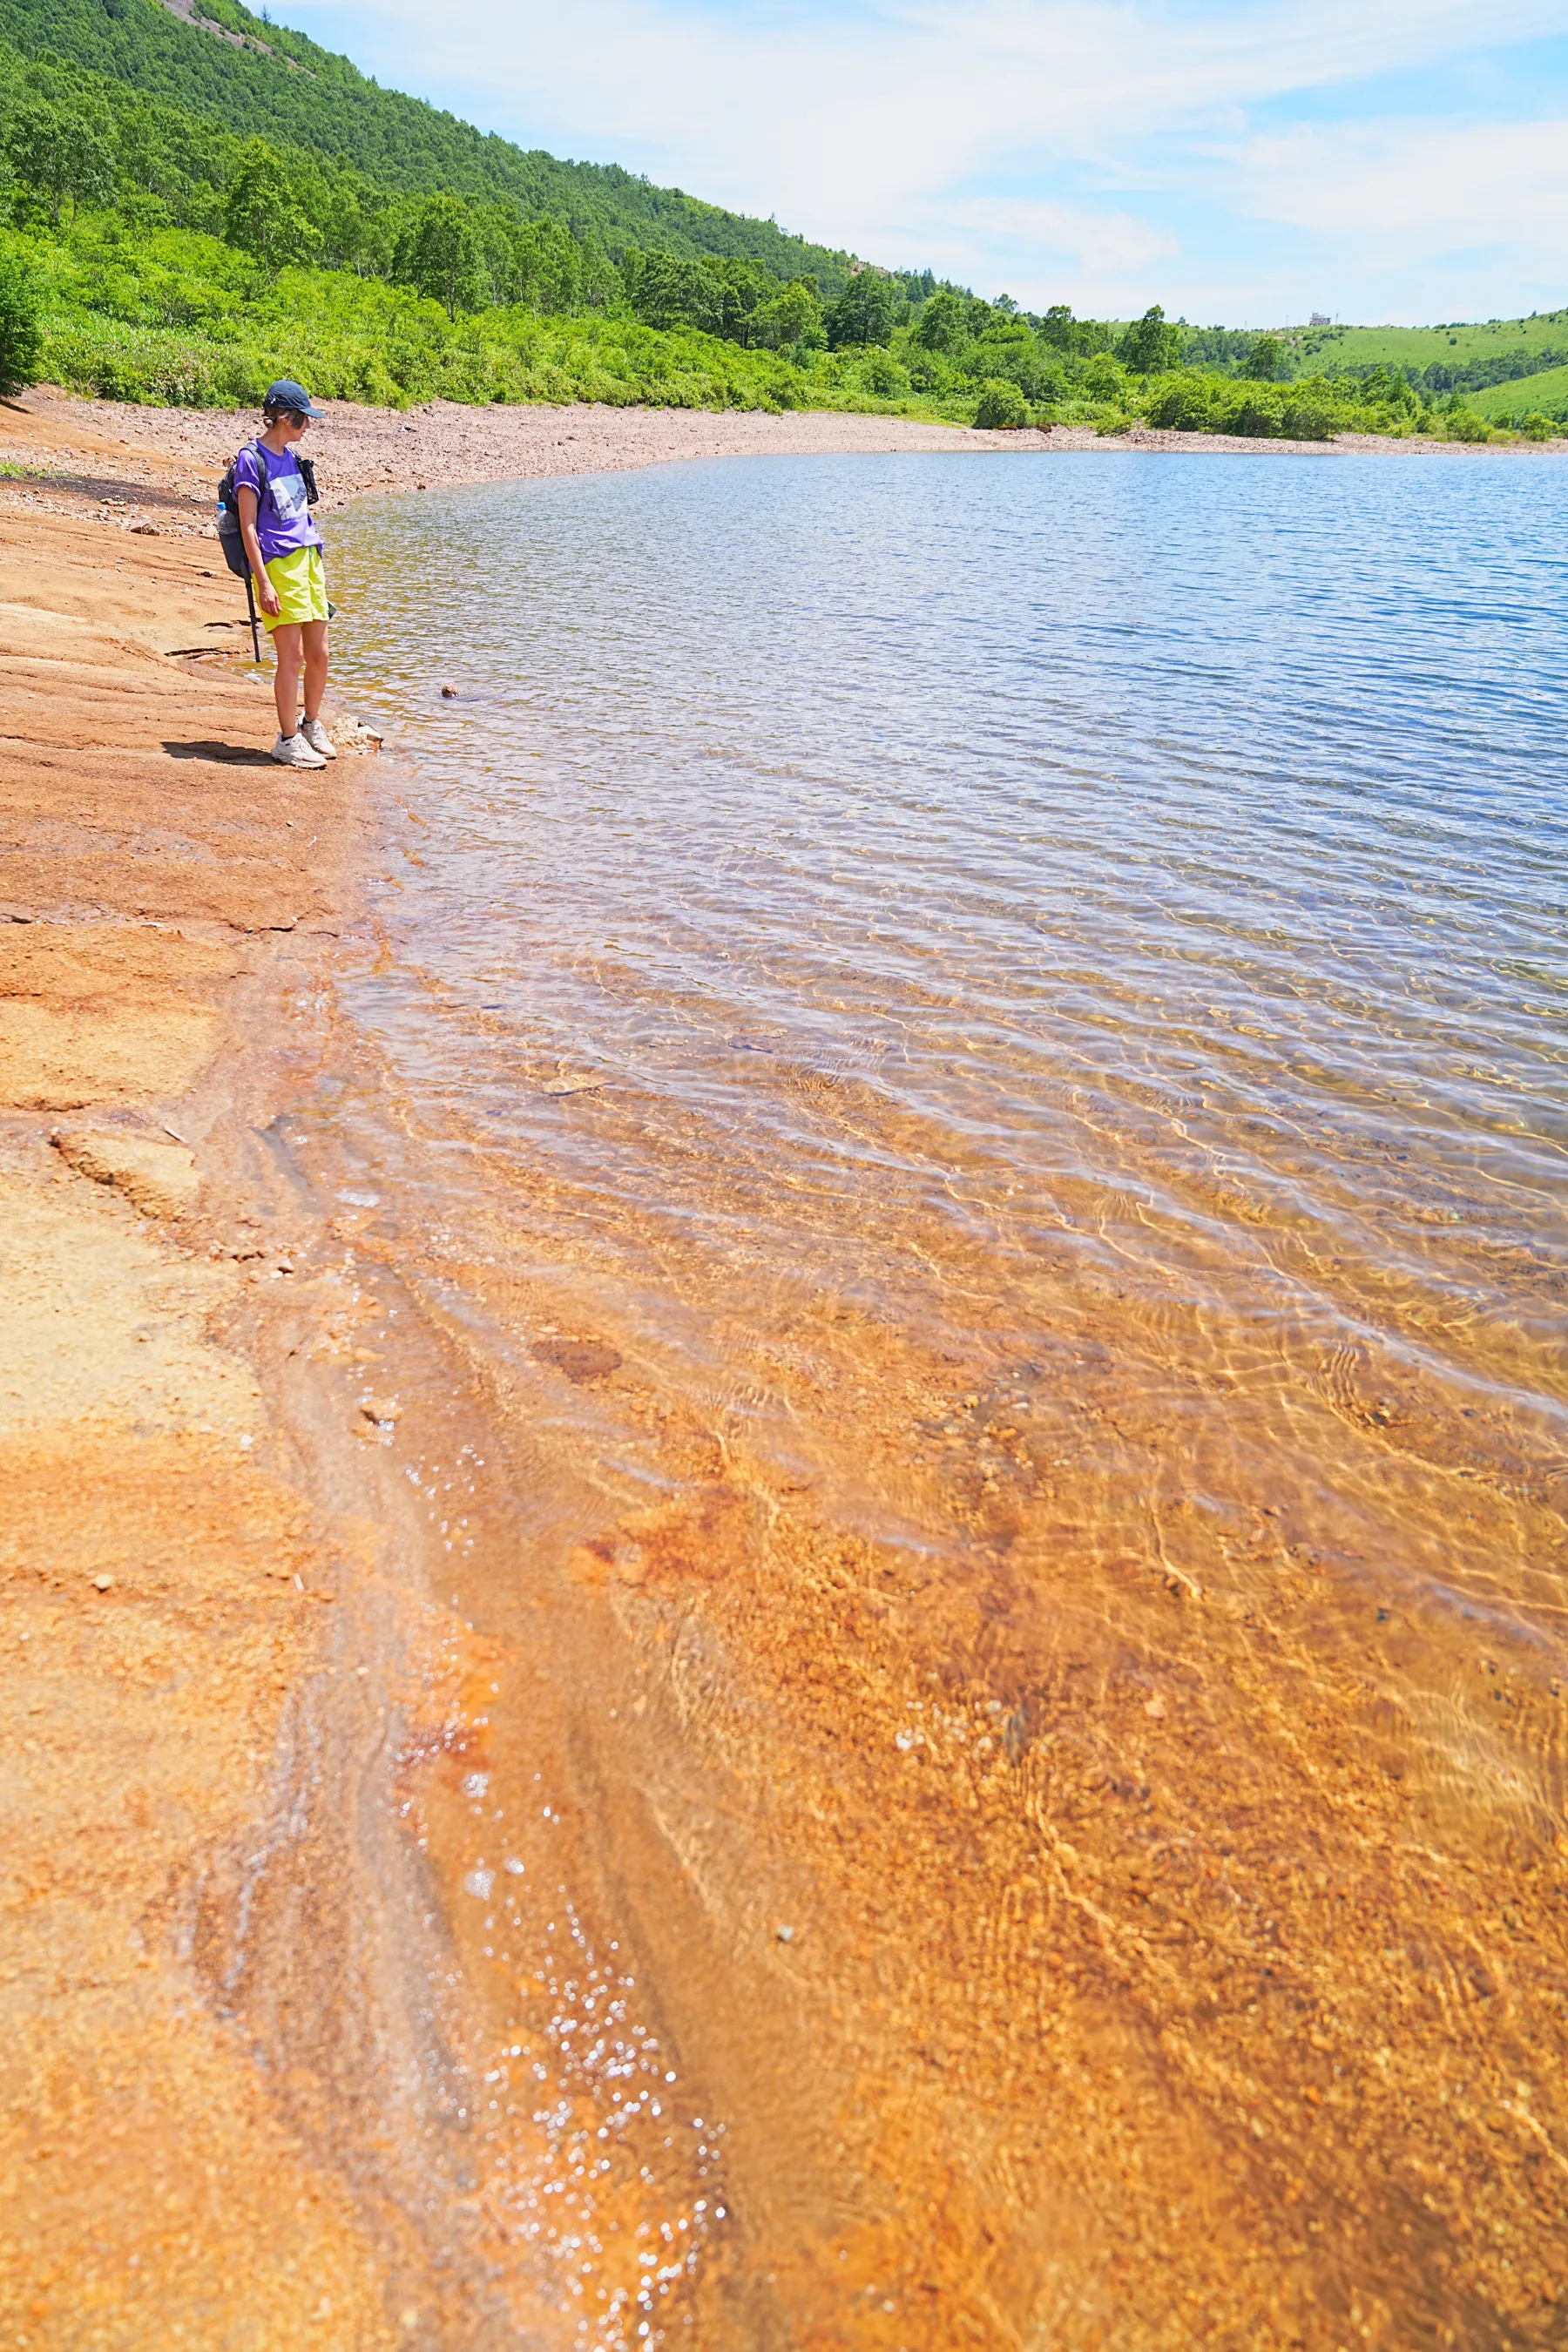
[
  {"xmin": 859, "ymin": 348, "xmax": 909, "ymax": 398},
  {"xmin": 1080, "ymin": 352, "xmax": 1126, "ymax": 400},
  {"xmin": 1275, "ymin": 394, "xmax": 1337, "ymax": 442},
  {"xmin": 1236, "ymin": 389, "xmax": 1296, "ymax": 436},
  {"xmin": 973, "ymin": 377, "xmax": 1030, "ymax": 429},
  {"xmin": 0, "ymin": 237, "xmax": 44, "ymax": 394},
  {"xmin": 1444, "ymin": 405, "xmax": 1491, "ymax": 443},
  {"xmin": 1520, "ymin": 412, "xmax": 1558, "ymax": 442},
  {"xmin": 1144, "ymin": 372, "xmax": 1220, "ymax": 432}
]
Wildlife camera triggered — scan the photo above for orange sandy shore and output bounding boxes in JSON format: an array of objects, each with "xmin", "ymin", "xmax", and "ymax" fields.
[
  {"xmin": 0, "ymin": 393, "xmax": 416, "ymax": 2344},
  {"xmin": 2, "ymin": 389, "xmax": 1566, "ymax": 2352}
]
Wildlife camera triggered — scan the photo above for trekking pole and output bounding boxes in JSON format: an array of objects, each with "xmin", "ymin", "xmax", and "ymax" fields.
[{"xmin": 243, "ymin": 570, "xmax": 262, "ymax": 665}]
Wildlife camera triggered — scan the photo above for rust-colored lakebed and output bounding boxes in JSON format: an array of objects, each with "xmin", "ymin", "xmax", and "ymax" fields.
[{"xmin": 296, "ymin": 451, "xmax": 1567, "ymax": 2347}]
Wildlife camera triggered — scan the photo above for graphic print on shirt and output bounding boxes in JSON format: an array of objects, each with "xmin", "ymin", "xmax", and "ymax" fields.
[{"xmin": 272, "ymin": 469, "xmax": 308, "ymax": 523}]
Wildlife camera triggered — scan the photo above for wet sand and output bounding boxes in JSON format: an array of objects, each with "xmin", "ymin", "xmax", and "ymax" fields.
[{"xmin": 2, "ymin": 391, "xmax": 1566, "ymax": 2351}]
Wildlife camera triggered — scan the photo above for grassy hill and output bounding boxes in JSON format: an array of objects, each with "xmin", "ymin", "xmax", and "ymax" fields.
[
  {"xmin": 1465, "ymin": 363, "xmax": 1568, "ymax": 424},
  {"xmin": 1282, "ymin": 313, "xmax": 1568, "ymax": 402}
]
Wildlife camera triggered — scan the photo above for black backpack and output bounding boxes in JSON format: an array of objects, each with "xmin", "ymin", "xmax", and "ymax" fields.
[{"xmin": 215, "ymin": 442, "xmax": 319, "ymax": 578}]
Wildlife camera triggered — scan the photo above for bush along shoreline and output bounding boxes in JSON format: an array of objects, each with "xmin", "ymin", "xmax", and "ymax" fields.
[{"xmin": 0, "ymin": 220, "xmax": 1548, "ymax": 446}]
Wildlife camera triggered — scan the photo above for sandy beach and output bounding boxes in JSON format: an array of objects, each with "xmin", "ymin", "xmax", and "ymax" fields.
[{"xmin": 3, "ymin": 389, "xmax": 1566, "ymax": 2350}]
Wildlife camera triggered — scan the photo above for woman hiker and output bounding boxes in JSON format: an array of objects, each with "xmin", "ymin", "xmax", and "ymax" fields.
[{"xmin": 234, "ymin": 377, "xmax": 335, "ymax": 769}]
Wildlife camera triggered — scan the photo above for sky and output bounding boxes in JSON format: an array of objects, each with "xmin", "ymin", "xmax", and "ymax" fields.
[{"xmin": 275, "ymin": 0, "xmax": 1568, "ymax": 325}]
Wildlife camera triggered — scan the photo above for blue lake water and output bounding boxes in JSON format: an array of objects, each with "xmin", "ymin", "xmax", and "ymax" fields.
[{"xmin": 332, "ymin": 451, "xmax": 1566, "ymax": 1423}]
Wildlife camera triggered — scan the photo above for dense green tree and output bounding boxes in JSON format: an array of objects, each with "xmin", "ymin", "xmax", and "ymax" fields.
[
  {"xmin": 223, "ymin": 133, "xmax": 319, "ymax": 267},
  {"xmin": 0, "ymin": 231, "xmax": 41, "ymax": 387},
  {"xmin": 5, "ymin": 90, "xmax": 115, "ymax": 223},
  {"xmin": 1245, "ymin": 332, "xmax": 1288, "ymax": 381},
  {"xmin": 622, "ymin": 247, "xmax": 720, "ymax": 333},
  {"xmin": 860, "ymin": 346, "xmax": 909, "ymax": 397},
  {"xmin": 499, "ymin": 213, "xmax": 581, "ymax": 312},
  {"xmin": 965, "ymin": 329, "xmax": 1059, "ymax": 402},
  {"xmin": 1037, "ymin": 303, "xmax": 1111, "ymax": 355},
  {"xmin": 749, "ymin": 274, "xmax": 822, "ymax": 350},
  {"xmin": 911, "ymin": 287, "xmax": 965, "ymax": 352},
  {"xmin": 393, "ymin": 191, "xmax": 486, "ymax": 314},
  {"xmin": 317, "ymin": 182, "xmax": 365, "ymax": 272},
  {"xmin": 1117, "ymin": 304, "xmax": 1182, "ymax": 375},
  {"xmin": 1355, "ymin": 362, "xmax": 1419, "ymax": 417},
  {"xmin": 824, "ymin": 269, "xmax": 894, "ymax": 348},
  {"xmin": 1081, "ymin": 351, "xmax": 1126, "ymax": 399}
]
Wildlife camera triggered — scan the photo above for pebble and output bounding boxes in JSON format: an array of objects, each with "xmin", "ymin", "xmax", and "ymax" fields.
[
  {"xmin": 440, "ymin": 683, "xmax": 459, "ymax": 698},
  {"xmin": 360, "ymin": 1396, "xmax": 402, "ymax": 1424},
  {"xmin": 774, "ymin": 1923, "xmax": 796, "ymax": 1943},
  {"xmin": 91, "ymin": 1572, "xmax": 114, "ymax": 1592}
]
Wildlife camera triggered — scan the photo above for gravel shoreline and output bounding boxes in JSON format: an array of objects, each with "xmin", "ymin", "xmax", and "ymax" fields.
[{"xmin": 1, "ymin": 388, "xmax": 1554, "ymax": 544}]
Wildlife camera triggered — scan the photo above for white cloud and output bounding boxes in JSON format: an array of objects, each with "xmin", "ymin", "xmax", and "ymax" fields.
[
  {"xmin": 1232, "ymin": 115, "xmax": 1568, "ymax": 265},
  {"xmin": 283, "ymin": 0, "xmax": 1568, "ymax": 314},
  {"xmin": 943, "ymin": 196, "xmax": 1179, "ymax": 279}
]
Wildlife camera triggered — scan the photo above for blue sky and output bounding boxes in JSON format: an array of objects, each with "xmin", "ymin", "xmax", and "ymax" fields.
[{"xmin": 277, "ymin": 0, "xmax": 1568, "ymax": 324}]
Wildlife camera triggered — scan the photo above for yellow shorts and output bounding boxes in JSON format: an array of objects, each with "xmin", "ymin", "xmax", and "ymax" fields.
[{"xmin": 260, "ymin": 544, "xmax": 328, "ymax": 632}]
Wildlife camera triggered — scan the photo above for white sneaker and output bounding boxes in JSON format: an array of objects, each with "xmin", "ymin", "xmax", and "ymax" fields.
[
  {"xmin": 300, "ymin": 717, "xmax": 337, "ymax": 761},
  {"xmin": 271, "ymin": 731, "xmax": 327, "ymax": 769}
]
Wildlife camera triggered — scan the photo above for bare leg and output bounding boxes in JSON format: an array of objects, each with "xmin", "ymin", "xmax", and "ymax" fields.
[
  {"xmin": 272, "ymin": 622, "xmax": 303, "ymax": 738},
  {"xmin": 301, "ymin": 618, "xmax": 330, "ymax": 724}
]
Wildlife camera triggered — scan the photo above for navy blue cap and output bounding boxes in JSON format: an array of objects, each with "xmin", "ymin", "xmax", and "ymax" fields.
[{"xmin": 263, "ymin": 378, "xmax": 323, "ymax": 417}]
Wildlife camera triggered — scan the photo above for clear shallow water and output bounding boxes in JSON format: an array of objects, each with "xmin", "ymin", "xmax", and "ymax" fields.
[
  {"xmin": 333, "ymin": 453, "xmax": 1566, "ymax": 1423},
  {"xmin": 320, "ymin": 451, "xmax": 1568, "ymax": 2349}
]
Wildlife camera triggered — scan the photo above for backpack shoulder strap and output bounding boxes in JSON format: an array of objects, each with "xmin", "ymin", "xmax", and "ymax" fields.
[{"xmin": 228, "ymin": 440, "xmax": 271, "ymax": 509}]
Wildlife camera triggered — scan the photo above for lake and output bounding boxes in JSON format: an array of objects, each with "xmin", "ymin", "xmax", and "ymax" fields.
[{"xmin": 317, "ymin": 449, "xmax": 1568, "ymax": 2349}]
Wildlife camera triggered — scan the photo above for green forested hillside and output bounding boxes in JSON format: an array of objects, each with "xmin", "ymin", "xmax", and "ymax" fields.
[{"xmin": 0, "ymin": 0, "xmax": 862, "ymax": 290}]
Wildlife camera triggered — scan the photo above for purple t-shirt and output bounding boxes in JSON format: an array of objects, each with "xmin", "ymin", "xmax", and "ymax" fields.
[{"xmin": 233, "ymin": 442, "xmax": 321, "ymax": 562}]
